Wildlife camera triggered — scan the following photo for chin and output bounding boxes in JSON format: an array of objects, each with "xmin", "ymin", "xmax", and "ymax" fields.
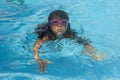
[
  {"xmin": 56, "ymin": 33, "xmax": 63, "ymax": 36},
  {"xmin": 56, "ymin": 32, "xmax": 62, "ymax": 35}
]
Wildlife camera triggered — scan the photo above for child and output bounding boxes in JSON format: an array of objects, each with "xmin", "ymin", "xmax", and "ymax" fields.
[{"xmin": 33, "ymin": 10, "xmax": 105, "ymax": 72}]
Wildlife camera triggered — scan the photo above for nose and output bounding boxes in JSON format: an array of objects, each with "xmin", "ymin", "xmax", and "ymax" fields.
[{"xmin": 58, "ymin": 23, "xmax": 62, "ymax": 27}]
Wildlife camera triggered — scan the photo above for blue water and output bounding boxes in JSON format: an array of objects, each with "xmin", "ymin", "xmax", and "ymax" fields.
[{"xmin": 0, "ymin": 0, "xmax": 120, "ymax": 80}]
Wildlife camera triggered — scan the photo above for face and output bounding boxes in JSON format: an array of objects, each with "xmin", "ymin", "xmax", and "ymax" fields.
[{"xmin": 50, "ymin": 18, "xmax": 68, "ymax": 37}]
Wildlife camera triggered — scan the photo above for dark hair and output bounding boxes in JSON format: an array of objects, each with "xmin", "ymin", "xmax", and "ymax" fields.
[
  {"xmin": 35, "ymin": 10, "xmax": 77, "ymax": 40},
  {"xmin": 48, "ymin": 10, "xmax": 69, "ymax": 22}
]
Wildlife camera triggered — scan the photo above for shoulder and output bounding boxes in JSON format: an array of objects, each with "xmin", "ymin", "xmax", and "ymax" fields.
[
  {"xmin": 64, "ymin": 29, "xmax": 77, "ymax": 38},
  {"xmin": 38, "ymin": 35, "xmax": 49, "ymax": 42},
  {"xmin": 75, "ymin": 36, "xmax": 91, "ymax": 45},
  {"xmin": 42, "ymin": 35, "xmax": 49, "ymax": 41}
]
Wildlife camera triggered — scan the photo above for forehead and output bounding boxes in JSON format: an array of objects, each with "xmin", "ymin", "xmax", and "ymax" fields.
[{"xmin": 52, "ymin": 15, "xmax": 64, "ymax": 20}]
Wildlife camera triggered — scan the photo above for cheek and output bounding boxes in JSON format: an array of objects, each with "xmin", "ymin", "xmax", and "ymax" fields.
[
  {"xmin": 63, "ymin": 26, "xmax": 67, "ymax": 32},
  {"xmin": 51, "ymin": 26, "xmax": 67, "ymax": 33},
  {"xmin": 51, "ymin": 26, "xmax": 57, "ymax": 32}
]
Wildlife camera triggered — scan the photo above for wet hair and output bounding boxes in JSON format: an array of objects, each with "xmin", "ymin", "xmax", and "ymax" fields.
[
  {"xmin": 34, "ymin": 10, "xmax": 91, "ymax": 45},
  {"xmin": 48, "ymin": 10, "xmax": 69, "ymax": 22},
  {"xmin": 34, "ymin": 10, "xmax": 77, "ymax": 40}
]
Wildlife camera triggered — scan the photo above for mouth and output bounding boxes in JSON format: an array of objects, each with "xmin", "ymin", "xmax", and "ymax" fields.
[
  {"xmin": 56, "ymin": 29, "xmax": 63, "ymax": 35},
  {"xmin": 57, "ymin": 29, "xmax": 63, "ymax": 32}
]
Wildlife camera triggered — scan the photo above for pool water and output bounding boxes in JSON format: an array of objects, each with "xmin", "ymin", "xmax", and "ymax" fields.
[{"xmin": 0, "ymin": 0, "xmax": 120, "ymax": 80}]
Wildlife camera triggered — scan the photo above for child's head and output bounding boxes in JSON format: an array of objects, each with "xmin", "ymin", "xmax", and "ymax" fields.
[{"xmin": 48, "ymin": 10, "xmax": 69, "ymax": 37}]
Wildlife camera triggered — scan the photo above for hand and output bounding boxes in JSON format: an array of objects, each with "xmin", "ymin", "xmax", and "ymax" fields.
[
  {"xmin": 82, "ymin": 49, "xmax": 108, "ymax": 61},
  {"xmin": 92, "ymin": 52, "xmax": 108, "ymax": 61},
  {"xmin": 36, "ymin": 59, "xmax": 53, "ymax": 73},
  {"xmin": 92, "ymin": 53, "xmax": 102, "ymax": 61}
]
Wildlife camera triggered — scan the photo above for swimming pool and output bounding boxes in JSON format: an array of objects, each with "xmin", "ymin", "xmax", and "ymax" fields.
[{"xmin": 0, "ymin": 0, "xmax": 120, "ymax": 80}]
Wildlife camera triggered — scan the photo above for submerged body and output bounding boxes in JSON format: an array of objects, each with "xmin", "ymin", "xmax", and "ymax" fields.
[{"xmin": 33, "ymin": 10, "xmax": 105, "ymax": 72}]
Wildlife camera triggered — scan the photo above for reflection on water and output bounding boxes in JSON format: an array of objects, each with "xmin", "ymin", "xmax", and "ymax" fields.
[
  {"xmin": 0, "ymin": 73, "xmax": 120, "ymax": 80},
  {"xmin": 5, "ymin": 0, "xmax": 24, "ymax": 5}
]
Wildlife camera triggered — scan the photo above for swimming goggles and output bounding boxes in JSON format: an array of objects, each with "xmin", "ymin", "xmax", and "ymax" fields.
[{"xmin": 50, "ymin": 19, "xmax": 68, "ymax": 26}]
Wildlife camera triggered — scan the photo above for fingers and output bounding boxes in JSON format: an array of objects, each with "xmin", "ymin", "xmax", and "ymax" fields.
[
  {"xmin": 36, "ymin": 59, "xmax": 53, "ymax": 73},
  {"xmin": 38, "ymin": 62, "xmax": 45, "ymax": 72},
  {"xmin": 37, "ymin": 60, "xmax": 50, "ymax": 73},
  {"xmin": 45, "ymin": 60, "xmax": 53, "ymax": 64},
  {"xmin": 92, "ymin": 53, "xmax": 102, "ymax": 61}
]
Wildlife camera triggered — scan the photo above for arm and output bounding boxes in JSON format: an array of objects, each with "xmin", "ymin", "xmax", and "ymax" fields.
[
  {"xmin": 83, "ymin": 44, "xmax": 102, "ymax": 60},
  {"xmin": 33, "ymin": 35, "xmax": 48, "ymax": 61},
  {"xmin": 33, "ymin": 35, "xmax": 53, "ymax": 72},
  {"xmin": 75, "ymin": 36, "xmax": 103, "ymax": 60},
  {"xmin": 84, "ymin": 44, "xmax": 95, "ymax": 51}
]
